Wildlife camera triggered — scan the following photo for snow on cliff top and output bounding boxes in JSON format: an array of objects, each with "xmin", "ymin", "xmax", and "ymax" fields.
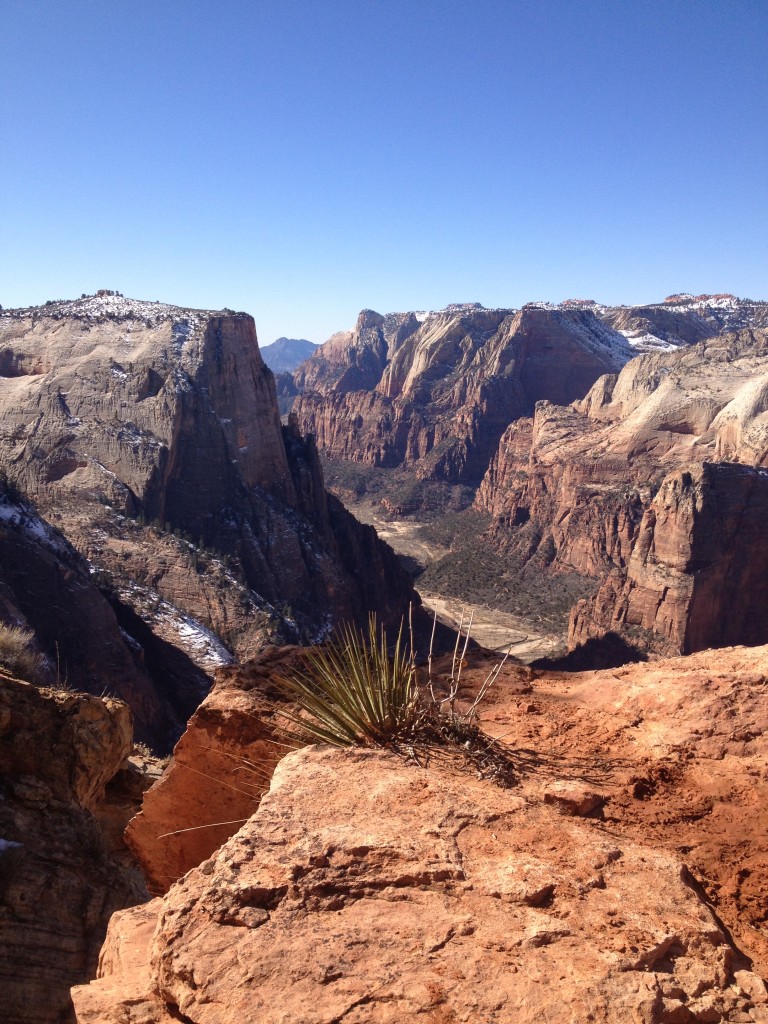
[{"xmin": 0, "ymin": 290, "xmax": 245, "ymax": 326}]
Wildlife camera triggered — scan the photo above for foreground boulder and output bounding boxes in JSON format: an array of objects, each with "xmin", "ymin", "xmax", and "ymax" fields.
[
  {"xmin": 74, "ymin": 644, "xmax": 768, "ymax": 1022},
  {"xmin": 124, "ymin": 647, "xmax": 301, "ymax": 894}
]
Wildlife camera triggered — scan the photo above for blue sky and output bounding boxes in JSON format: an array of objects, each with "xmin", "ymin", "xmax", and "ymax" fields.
[{"xmin": 1, "ymin": 0, "xmax": 766, "ymax": 343}]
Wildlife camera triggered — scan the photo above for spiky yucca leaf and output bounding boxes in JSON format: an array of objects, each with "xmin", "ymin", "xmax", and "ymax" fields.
[{"xmin": 275, "ymin": 616, "xmax": 420, "ymax": 747}]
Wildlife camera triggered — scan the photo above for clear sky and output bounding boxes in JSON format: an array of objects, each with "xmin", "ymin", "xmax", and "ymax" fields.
[{"xmin": 1, "ymin": 0, "xmax": 766, "ymax": 343}]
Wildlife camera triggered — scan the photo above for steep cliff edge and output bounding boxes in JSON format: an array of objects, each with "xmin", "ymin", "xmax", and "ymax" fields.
[
  {"xmin": 476, "ymin": 327, "xmax": 768, "ymax": 656},
  {"xmin": 123, "ymin": 647, "xmax": 301, "ymax": 896},
  {"xmin": 0, "ymin": 482, "xmax": 192, "ymax": 746},
  {"xmin": 0, "ymin": 294, "xmax": 416, "ymax": 739},
  {"xmin": 569, "ymin": 463, "xmax": 768, "ymax": 655}
]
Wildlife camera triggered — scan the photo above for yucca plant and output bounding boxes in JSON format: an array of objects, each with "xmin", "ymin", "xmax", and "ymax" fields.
[
  {"xmin": 276, "ymin": 611, "xmax": 518, "ymax": 786},
  {"xmin": 275, "ymin": 615, "xmax": 421, "ymax": 747}
]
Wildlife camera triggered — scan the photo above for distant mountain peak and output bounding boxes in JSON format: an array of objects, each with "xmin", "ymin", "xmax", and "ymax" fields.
[{"xmin": 260, "ymin": 336, "xmax": 319, "ymax": 374}]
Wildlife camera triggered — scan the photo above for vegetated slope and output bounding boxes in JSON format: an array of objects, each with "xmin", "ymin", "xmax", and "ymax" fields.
[
  {"xmin": 73, "ymin": 641, "xmax": 768, "ymax": 1023},
  {"xmin": 0, "ymin": 293, "xmax": 416, "ymax": 742},
  {"xmin": 259, "ymin": 336, "xmax": 317, "ymax": 374},
  {"xmin": 476, "ymin": 326, "xmax": 768, "ymax": 659}
]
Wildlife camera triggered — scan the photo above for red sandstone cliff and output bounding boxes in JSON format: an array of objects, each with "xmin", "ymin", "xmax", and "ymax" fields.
[
  {"xmin": 294, "ymin": 304, "xmax": 632, "ymax": 484},
  {"xmin": 569, "ymin": 463, "xmax": 768, "ymax": 655}
]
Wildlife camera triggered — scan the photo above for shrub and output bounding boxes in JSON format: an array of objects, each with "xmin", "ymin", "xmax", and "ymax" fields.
[
  {"xmin": 276, "ymin": 616, "xmax": 419, "ymax": 747},
  {"xmin": 0, "ymin": 624, "xmax": 41, "ymax": 682},
  {"xmin": 275, "ymin": 613, "xmax": 516, "ymax": 785}
]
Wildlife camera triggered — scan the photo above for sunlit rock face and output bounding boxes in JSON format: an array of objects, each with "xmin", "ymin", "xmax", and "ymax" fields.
[
  {"xmin": 475, "ymin": 326, "xmax": 768, "ymax": 657},
  {"xmin": 0, "ymin": 294, "xmax": 416, "ymax": 743},
  {"xmin": 73, "ymin": 641, "xmax": 768, "ymax": 1022},
  {"xmin": 294, "ymin": 304, "xmax": 633, "ymax": 484}
]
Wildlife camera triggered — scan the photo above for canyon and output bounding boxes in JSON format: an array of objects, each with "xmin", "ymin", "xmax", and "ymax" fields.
[
  {"xmin": 294, "ymin": 303, "xmax": 633, "ymax": 484},
  {"xmin": 292, "ymin": 294, "xmax": 768, "ymax": 487},
  {"xmin": 285, "ymin": 296, "xmax": 768, "ymax": 662},
  {"xmin": 3, "ymin": 289, "xmax": 768, "ymax": 1022}
]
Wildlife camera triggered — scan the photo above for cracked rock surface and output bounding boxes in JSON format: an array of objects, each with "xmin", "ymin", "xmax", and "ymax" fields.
[{"xmin": 73, "ymin": 647, "xmax": 768, "ymax": 1024}]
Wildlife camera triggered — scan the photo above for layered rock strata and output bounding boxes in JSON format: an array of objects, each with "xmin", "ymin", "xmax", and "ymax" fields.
[
  {"xmin": 569, "ymin": 462, "xmax": 768, "ymax": 654},
  {"xmin": 0, "ymin": 294, "xmax": 416, "ymax": 737},
  {"xmin": 291, "ymin": 297, "xmax": 768, "ymax": 489},
  {"xmin": 598, "ymin": 293, "xmax": 768, "ymax": 350},
  {"xmin": 476, "ymin": 327, "xmax": 768, "ymax": 655},
  {"xmin": 294, "ymin": 304, "xmax": 632, "ymax": 483},
  {"xmin": 0, "ymin": 673, "xmax": 145, "ymax": 1024}
]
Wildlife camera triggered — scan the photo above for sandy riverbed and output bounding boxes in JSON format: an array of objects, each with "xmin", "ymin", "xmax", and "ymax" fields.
[
  {"xmin": 417, "ymin": 591, "xmax": 564, "ymax": 662},
  {"xmin": 349, "ymin": 506, "xmax": 566, "ymax": 662}
]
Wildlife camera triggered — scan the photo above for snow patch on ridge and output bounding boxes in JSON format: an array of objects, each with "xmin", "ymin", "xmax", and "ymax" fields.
[
  {"xmin": 552, "ymin": 310, "xmax": 633, "ymax": 367},
  {"xmin": 0, "ymin": 498, "xmax": 73, "ymax": 559},
  {"xmin": 0, "ymin": 291, "xmax": 237, "ymax": 330},
  {"xmin": 619, "ymin": 329, "xmax": 679, "ymax": 352}
]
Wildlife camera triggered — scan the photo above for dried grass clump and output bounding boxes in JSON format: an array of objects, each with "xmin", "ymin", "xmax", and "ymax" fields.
[
  {"xmin": 276, "ymin": 612, "xmax": 516, "ymax": 786},
  {"xmin": 0, "ymin": 623, "xmax": 41, "ymax": 682}
]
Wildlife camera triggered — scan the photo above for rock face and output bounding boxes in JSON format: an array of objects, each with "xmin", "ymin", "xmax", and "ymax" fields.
[
  {"xmin": 290, "ymin": 296, "xmax": 768, "ymax": 488},
  {"xmin": 0, "ymin": 672, "xmax": 144, "ymax": 1024},
  {"xmin": 599, "ymin": 293, "xmax": 768, "ymax": 350},
  {"xmin": 294, "ymin": 304, "xmax": 632, "ymax": 484},
  {"xmin": 0, "ymin": 294, "xmax": 417, "ymax": 740},
  {"xmin": 124, "ymin": 647, "xmax": 303, "ymax": 895},
  {"xmin": 570, "ymin": 463, "xmax": 768, "ymax": 654},
  {"xmin": 476, "ymin": 327, "xmax": 768, "ymax": 655},
  {"xmin": 72, "ymin": 643, "xmax": 768, "ymax": 1023}
]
